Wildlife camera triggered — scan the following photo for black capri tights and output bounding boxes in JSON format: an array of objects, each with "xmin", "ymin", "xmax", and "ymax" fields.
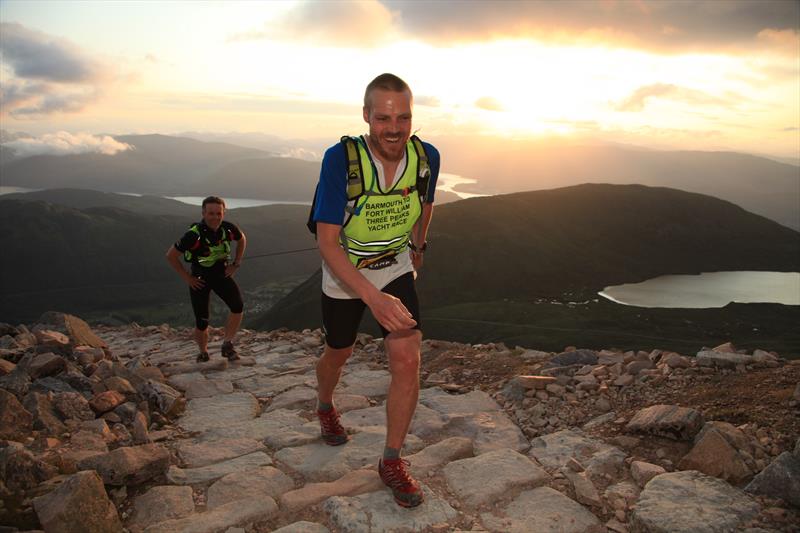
[
  {"xmin": 321, "ymin": 272, "xmax": 421, "ymax": 349},
  {"xmin": 189, "ymin": 275, "xmax": 243, "ymax": 330}
]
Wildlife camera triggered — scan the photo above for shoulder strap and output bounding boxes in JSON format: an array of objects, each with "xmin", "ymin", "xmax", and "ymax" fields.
[
  {"xmin": 342, "ymin": 136, "xmax": 364, "ymax": 200},
  {"xmin": 410, "ymin": 135, "xmax": 430, "ymax": 201}
]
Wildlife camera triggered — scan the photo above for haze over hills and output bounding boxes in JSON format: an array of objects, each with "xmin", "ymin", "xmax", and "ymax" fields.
[
  {"xmin": 2, "ymin": 133, "xmax": 797, "ymax": 230},
  {"xmin": 254, "ymin": 184, "xmax": 800, "ymax": 354},
  {"xmin": 429, "ymin": 136, "xmax": 800, "ymax": 231}
]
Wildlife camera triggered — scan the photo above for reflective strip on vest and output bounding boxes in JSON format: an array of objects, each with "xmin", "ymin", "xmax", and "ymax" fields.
[{"xmin": 341, "ymin": 138, "xmax": 423, "ymax": 269}]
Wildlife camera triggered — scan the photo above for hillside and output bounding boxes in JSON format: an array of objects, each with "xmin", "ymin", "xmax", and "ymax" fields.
[
  {"xmin": 253, "ymin": 184, "xmax": 800, "ymax": 354},
  {"xmin": 0, "ymin": 198, "xmax": 318, "ymax": 324}
]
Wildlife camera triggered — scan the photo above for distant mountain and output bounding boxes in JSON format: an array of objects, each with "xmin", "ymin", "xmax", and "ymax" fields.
[
  {"xmin": 430, "ymin": 136, "xmax": 800, "ymax": 230},
  {"xmin": 0, "ymin": 188, "xmax": 198, "ymax": 217},
  {"xmin": 0, "ymin": 197, "xmax": 317, "ymax": 323},
  {"xmin": 253, "ymin": 184, "xmax": 800, "ymax": 336},
  {"xmin": 0, "ymin": 134, "xmax": 273, "ymax": 196}
]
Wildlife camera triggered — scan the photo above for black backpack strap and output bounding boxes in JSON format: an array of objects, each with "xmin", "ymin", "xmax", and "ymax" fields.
[{"xmin": 410, "ymin": 135, "xmax": 430, "ymax": 202}]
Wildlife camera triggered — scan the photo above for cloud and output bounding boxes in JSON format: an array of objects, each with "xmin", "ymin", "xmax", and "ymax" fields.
[
  {"xmin": 0, "ymin": 22, "xmax": 105, "ymax": 82},
  {"xmin": 475, "ymin": 96, "xmax": 504, "ymax": 112},
  {"xmin": 414, "ymin": 95, "xmax": 440, "ymax": 107},
  {"xmin": 1, "ymin": 131, "xmax": 133, "ymax": 157},
  {"xmin": 229, "ymin": 0, "xmax": 398, "ymax": 47},
  {"xmin": 0, "ymin": 23, "xmax": 110, "ymax": 117},
  {"xmin": 613, "ymin": 83, "xmax": 738, "ymax": 112},
  {"xmin": 382, "ymin": 0, "xmax": 800, "ymax": 54}
]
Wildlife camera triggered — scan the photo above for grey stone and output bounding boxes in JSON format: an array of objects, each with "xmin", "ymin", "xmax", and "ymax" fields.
[
  {"xmin": 142, "ymin": 379, "xmax": 186, "ymax": 418},
  {"xmin": 480, "ymin": 486, "xmax": 603, "ymax": 533},
  {"xmin": 444, "ymin": 448, "xmax": 549, "ymax": 506},
  {"xmin": 266, "ymin": 385, "xmax": 317, "ymax": 412},
  {"xmin": 275, "ymin": 427, "xmax": 423, "ymax": 482},
  {"xmin": 563, "ymin": 469, "xmax": 602, "ymax": 507},
  {"xmin": 235, "ymin": 373, "xmax": 314, "ymax": 397},
  {"xmin": 130, "ymin": 485, "xmax": 195, "ymax": 529},
  {"xmin": 338, "ymin": 369, "xmax": 392, "ymax": 397},
  {"xmin": 178, "ymin": 391, "xmax": 259, "ymax": 433},
  {"xmin": 32, "ymin": 470, "xmax": 122, "ymax": 533},
  {"xmin": 206, "ymin": 466, "xmax": 294, "ymax": 508},
  {"xmin": 626, "ymin": 404, "xmax": 704, "ymax": 440},
  {"xmin": 167, "ymin": 451, "xmax": 273, "ymax": 485},
  {"xmin": 144, "ymin": 497, "xmax": 278, "ymax": 533},
  {"xmin": 177, "ymin": 438, "xmax": 266, "ymax": 468},
  {"xmin": 696, "ymin": 350, "xmax": 754, "ymax": 368},
  {"xmin": 405, "ymin": 437, "xmax": 473, "ymax": 473},
  {"xmin": 543, "ymin": 349, "xmax": 598, "ymax": 369},
  {"xmin": 632, "ymin": 471, "xmax": 759, "ymax": 532},
  {"xmin": 529, "ymin": 429, "xmax": 626, "ymax": 482},
  {"xmin": 323, "ymin": 484, "xmax": 458, "ymax": 532},
  {"xmin": 31, "ymin": 376, "xmax": 78, "ymax": 395},
  {"xmin": 744, "ymin": 451, "xmax": 800, "ymax": 508}
]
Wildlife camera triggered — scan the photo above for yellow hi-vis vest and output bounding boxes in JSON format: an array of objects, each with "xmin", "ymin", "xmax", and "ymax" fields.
[{"xmin": 341, "ymin": 137, "xmax": 425, "ymax": 269}]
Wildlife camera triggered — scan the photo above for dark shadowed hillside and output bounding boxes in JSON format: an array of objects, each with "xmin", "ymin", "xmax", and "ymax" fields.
[
  {"xmin": 0, "ymin": 199, "xmax": 317, "ymax": 323},
  {"xmin": 253, "ymin": 184, "xmax": 800, "ymax": 354}
]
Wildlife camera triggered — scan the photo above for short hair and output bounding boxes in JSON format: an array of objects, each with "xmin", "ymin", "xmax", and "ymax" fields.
[
  {"xmin": 364, "ymin": 73, "xmax": 412, "ymax": 109},
  {"xmin": 202, "ymin": 196, "xmax": 225, "ymax": 210}
]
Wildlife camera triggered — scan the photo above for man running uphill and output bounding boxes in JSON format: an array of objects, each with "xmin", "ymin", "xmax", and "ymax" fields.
[
  {"xmin": 166, "ymin": 196, "xmax": 247, "ymax": 362},
  {"xmin": 310, "ymin": 73, "xmax": 439, "ymax": 508}
]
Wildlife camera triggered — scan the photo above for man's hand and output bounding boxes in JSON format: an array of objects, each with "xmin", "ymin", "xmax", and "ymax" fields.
[
  {"xmin": 187, "ymin": 276, "xmax": 205, "ymax": 290},
  {"xmin": 224, "ymin": 264, "xmax": 239, "ymax": 278},
  {"xmin": 365, "ymin": 291, "xmax": 417, "ymax": 332}
]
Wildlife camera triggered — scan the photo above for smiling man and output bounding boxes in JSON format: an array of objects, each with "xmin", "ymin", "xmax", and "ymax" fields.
[
  {"xmin": 309, "ymin": 73, "xmax": 440, "ymax": 508},
  {"xmin": 166, "ymin": 196, "xmax": 246, "ymax": 363}
]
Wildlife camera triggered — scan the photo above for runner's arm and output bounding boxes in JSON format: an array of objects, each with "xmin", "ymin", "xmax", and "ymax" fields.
[{"xmin": 166, "ymin": 246, "xmax": 203, "ymax": 289}]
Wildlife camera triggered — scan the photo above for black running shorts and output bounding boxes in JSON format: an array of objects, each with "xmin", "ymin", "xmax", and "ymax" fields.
[
  {"xmin": 321, "ymin": 272, "xmax": 421, "ymax": 349},
  {"xmin": 189, "ymin": 272, "xmax": 244, "ymax": 330}
]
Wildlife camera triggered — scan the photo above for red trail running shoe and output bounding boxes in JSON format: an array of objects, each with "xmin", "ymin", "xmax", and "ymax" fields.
[
  {"xmin": 379, "ymin": 458, "xmax": 424, "ymax": 508},
  {"xmin": 317, "ymin": 407, "xmax": 349, "ymax": 446}
]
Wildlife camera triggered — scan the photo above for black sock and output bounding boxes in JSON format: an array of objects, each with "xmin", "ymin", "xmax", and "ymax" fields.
[
  {"xmin": 317, "ymin": 400, "xmax": 333, "ymax": 412},
  {"xmin": 383, "ymin": 446, "xmax": 400, "ymax": 460}
]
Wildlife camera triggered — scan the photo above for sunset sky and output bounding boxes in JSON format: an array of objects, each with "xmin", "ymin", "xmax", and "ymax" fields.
[{"xmin": 1, "ymin": 0, "xmax": 798, "ymax": 159}]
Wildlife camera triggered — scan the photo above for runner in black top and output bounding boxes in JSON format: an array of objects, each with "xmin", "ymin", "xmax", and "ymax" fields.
[{"xmin": 166, "ymin": 196, "xmax": 246, "ymax": 362}]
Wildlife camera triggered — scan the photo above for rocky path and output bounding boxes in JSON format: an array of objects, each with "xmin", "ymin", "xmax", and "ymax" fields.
[{"xmin": 2, "ymin": 314, "xmax": 798, "ymax": 532}]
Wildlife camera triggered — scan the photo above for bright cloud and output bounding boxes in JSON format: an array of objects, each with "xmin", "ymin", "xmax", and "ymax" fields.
[{"xmin": 3, "ymin": 131, "xmax": 133, "ymax": 157}]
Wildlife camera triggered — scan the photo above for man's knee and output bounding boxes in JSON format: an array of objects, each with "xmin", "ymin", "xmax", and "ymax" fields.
[
  {"xmin": 320, "ymin": 344, "xmax": 354, "ymax": 367},
  {"xmin": 386, "ymin": 331, "xmax": 421, "ymax": 372}
]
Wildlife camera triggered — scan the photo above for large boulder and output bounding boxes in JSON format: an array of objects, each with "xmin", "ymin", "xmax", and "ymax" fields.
[
  {"xmin": 745, "ymin": 451, "xmax": 800, "ymax": 508},
  {"xmin": 23, "ymin": 392, "xmax": 67, "ymax": 436},
  {"xmin": 678, "ymin": 421, "xmax": 754, "ymax": 483},
  {"xmin": 631, "ymin": 470, "xmax": 759, "ymax": 532},
  {"xmin": 33, "ymin": 470, "xmax": 122, "ymax": 533}
]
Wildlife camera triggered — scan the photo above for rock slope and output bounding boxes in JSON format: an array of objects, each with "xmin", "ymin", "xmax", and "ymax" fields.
[{"xmin": 1, "ymin": 313, "xmax": 798, "ymax": 532}]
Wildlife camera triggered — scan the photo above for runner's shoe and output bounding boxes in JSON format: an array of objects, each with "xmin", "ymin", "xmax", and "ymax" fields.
[
  {"xmin": 196, "ymin": 351, "xmax": 210, "ymax": 363},
  {"xmin": 317, "ymin": 406, "xmax": 349, "ymax": 446},
  {"xmin": 221, "ymin": 341, "xmax": 240, "ymax": 361},
  {"xmin": 378, "ymin": 458, "xmax": 424, "ymax": 508}
]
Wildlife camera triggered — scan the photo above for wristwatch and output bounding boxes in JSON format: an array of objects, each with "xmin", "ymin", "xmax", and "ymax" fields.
[{"xmin": 409, "ymin": 241, "xmax": 428, "ymax": 253}]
